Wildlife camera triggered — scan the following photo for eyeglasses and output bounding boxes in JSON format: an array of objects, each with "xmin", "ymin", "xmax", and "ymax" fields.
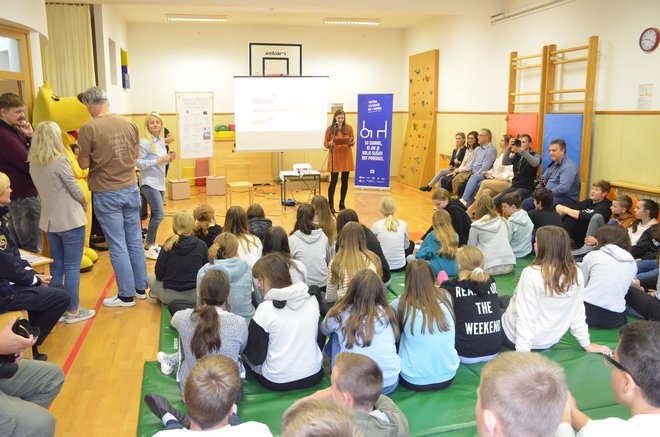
[{"xmin": 602, "ymin": 353, "xmax": 641, "ymax": 387}]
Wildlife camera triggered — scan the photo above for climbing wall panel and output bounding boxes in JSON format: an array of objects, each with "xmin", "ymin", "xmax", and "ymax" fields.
[{"xmin": 399, "ymin": 49, "xmax": 439, "ymax": 188}]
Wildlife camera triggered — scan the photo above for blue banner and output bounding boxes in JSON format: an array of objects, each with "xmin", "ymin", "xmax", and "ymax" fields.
[{"xmin": 355, "ymin": 94, "xmax": 393, "ymax": 189}]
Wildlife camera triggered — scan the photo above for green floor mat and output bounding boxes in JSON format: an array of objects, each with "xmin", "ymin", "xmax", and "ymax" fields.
[{"xmin": 140, "ymin": 261, "xmax": 631, "ymax": 437}]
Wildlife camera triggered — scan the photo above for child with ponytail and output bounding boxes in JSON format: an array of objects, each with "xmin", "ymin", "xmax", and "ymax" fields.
[
  {"xmin": 439, "ymin": 246, "xmax": 502, "ymax": 363},
  {"xmin": 149, "ymin": 211, "xmax": 208, "ymax": 308},
  {"xmin": 168, "ymin": 270, "xmax": 248, "ymax": 390},
  {"xmin": 372, "ymin": 196, "xmax": 414, "ymax": 271},
  {"xmin": 193, "ymin": 204, "xmax": 222, "ymax": 248},
  {"xmin": 196, "ymin": 233, "xmax": 255, "ymax": 324}
]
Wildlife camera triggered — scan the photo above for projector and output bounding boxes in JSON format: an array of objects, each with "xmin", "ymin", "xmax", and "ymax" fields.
[{"xmin": 293, "ymin": 163, "xmax": 312, "ymax": 175}]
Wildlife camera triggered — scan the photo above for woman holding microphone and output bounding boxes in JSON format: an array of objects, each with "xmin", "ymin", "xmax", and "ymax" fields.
[{"xmin": 324, "ymin": 109, "xmax": 354, "ymax": 213}]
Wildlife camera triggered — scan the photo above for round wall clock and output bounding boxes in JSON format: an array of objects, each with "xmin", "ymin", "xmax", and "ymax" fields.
[{"xmin": 639, "ymin": 27, "xmax": 660, "ymax": 52}]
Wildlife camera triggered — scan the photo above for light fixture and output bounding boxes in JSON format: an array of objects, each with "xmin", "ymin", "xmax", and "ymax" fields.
[
  {"xmin": 165, "ymin": 14, "xmax": 227, "ymax": 23},
  {"xmin": 324, "ymin": 18, "xmax": 380, "ymax": 26}
]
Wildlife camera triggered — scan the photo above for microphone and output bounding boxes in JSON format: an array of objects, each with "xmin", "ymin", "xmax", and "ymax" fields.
[{"xmin": 333, "ymin": 121, "xmax": 338, "ymax": 135}]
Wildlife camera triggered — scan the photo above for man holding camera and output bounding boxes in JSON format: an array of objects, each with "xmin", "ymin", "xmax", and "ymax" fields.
[
  {"xmin": 492, "ymin": 134, "xmax": 540, "ymax": 207},
  {"xmin": 521, "ymin": 139, "xmax": 579, "ymax": 211}
]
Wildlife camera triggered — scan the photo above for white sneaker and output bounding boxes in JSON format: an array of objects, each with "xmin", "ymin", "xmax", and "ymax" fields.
[
  {"xmin": 103, "ymin": 295, "xmax": 136, "ymax": 307},
  {"xmin": 145, "ymin": 246, "xmax": 160, "ymax": 260},
  {"xmin": 58, "ymin": 314, "xmax": 66, "ymax": 323},
  {"xmin": 65, "ymin": 307, "xmax": 96, "ymax": 324},
  {"xmin": 156, "ymin": 351, "xmax": 178, "ymax": 375}
]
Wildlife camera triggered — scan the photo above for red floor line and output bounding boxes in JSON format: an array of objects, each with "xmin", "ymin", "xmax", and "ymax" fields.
[{"xmin": 61, "ymin": 273, "xmax": 115, "ymax": 377}]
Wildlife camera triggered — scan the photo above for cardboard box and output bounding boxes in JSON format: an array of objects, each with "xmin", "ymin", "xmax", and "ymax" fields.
[
  {"xmin": 167, "ymin": 179, "xmax": 191, "ymax": 200},
  {"xmin": 207, "ymin": 176, "xmax": 226, "ymax": 196}
]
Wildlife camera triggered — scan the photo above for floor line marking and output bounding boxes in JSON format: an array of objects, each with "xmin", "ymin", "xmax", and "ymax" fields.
[{"xmin": 61, "ymin": 273, "xmax": 115, "ymax": 377}]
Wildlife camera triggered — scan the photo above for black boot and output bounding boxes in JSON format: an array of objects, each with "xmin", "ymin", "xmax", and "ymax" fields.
[{"xmin": 32, "ymin": 346, "xmax": 48, "ymax": 361}]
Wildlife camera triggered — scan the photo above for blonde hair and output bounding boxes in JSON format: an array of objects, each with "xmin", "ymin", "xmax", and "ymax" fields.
[
  {"xmin": 479, "ymin": 352, "xmax": 567, "ymax": 437},
  {"xmin": 380, "ymin": 197, "xmax": 399, "ymax": 232},
  {"xmin": 400, "ymin": 260, "xmax": 453, "ymax": 335},
  {"xmin": 143, "ymin": 112, "xmax": 163, "ymax": 153},
  {"xmin": 474, "ymin": 196, "xmax": 499, "ymax": 221},
  {"xmin": 432, "ymin": 209, "xmax": 458, "ymax": 259},
  {"xmin": 193, "ymin": 204, "xmax": 215, "ymax": 237},
  {"xmin": 27, "ymin": 121, "xmax": 67, "ymax": 166},
  {"xmin": 311, "ymin": 195, "xmax": 336, "ymax": 244},
  {"xmin": 330, "ymin": 222, "xmax": 382, "ymax": 286},
  {"xmin": 456, "ymin": 246, "xmax": 490, "ymax": 282},
  {"xmin": 282, "ymin": 399, "xmax": 357, "ymax": 437},
  {"xmin": 224, "ymin": 205, "xmax": 258, "ymax": 251},
  {"xmin": 208, "ymin": 233, "xmax": 239, "ymax": 263},
  {"xmin": 0, "ymin": 172, "xmax": 9, "ymax": 193},
  {"xmin": 162, "ymin": 211, "xmax": 195, "ymax": 252}
]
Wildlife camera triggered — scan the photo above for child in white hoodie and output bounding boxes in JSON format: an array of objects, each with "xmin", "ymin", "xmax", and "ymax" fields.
[
  {"xmin": 580, "ymin": 225, "xmax": 637, "ymax": 328},
  {"xmin": 468, "ymin": 196, "xmax": 516, "ymax": 275},
  {"xmin": 501, "ymin": 192, "xmax": 533, "ymax": 258},
  {"xmin": 288, "ymin": 204, "xmax": 331, "ymax": 290}
]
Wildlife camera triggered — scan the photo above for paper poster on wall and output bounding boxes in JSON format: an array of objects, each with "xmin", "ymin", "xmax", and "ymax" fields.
[
  {"xmin": 175, "ymin": 92, "xmax": 214, "ymax": 159},
  {"xmin": 355, "ymin": 94, "xmax": 393, "ymax": 190}
]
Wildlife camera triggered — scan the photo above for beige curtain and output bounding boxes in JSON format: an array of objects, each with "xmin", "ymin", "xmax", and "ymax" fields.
[{"xmin": 42, "ymin": 4, "xmax": 95, "ymax": 96}]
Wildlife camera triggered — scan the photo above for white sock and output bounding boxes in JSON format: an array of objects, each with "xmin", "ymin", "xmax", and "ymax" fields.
[{"xmin": 162, "ymin": 412, "xmax": 177, "ymax": 426}]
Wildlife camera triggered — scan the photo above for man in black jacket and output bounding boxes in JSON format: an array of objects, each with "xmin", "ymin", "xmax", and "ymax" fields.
[
  {"xmin": 0, "ymin": 197, "xmax": 69, "ymax": 361},
  {"xmin": 493, "ymin": 134, "xmax": 540, "ymax": 207}
]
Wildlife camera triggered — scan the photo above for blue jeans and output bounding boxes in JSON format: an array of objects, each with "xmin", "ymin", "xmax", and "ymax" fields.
[
  {"xmin": 461, "ymin": 173, "xmax": 486, "ymax": 206},
  {"xmin": 47, "ymin": 226, "xmax": 86, "ymax": 311},
  {"xmin": 140, "ymin": 185, "xmax": 165, "ymax": 245},
  {"xmin": 637, "ymin": 259, "xmax": 659, "ymax": 285},
  {"xmin": 7, "ymin": 196, "xmax": 42, "ymax": 253},
  {"xmin": 93, "ymin": 185, "xmax": 148, "ymax": 297}
]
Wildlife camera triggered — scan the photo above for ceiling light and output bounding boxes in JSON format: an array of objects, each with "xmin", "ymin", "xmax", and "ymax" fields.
[
  {"xmin": 324, "ymin": 18, "xmax": 380, "ymax": 26},
  {"xmin": 165, "ymin": 14, "xmax": 227, "ymax": 23}
]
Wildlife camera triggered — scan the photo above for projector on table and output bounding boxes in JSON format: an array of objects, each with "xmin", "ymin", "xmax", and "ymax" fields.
[{"xmin": 293, "ymin": 163, "xmax": 312, "ymax": 175}]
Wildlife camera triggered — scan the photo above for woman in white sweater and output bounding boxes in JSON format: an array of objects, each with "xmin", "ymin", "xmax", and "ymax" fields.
[
  {"xmin": 468, "ymin": 196, "xmax": 515, "ymax": 275},
  {"xmin": 501, "ymin": 226, "xmax": 611, "ymax": 354},
  {"xmin": 580, "ymin": 225, "xmax": 637, "ymax": 328}
]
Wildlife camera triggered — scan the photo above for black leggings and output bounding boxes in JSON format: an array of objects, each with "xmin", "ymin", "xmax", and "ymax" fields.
[
  {"xmin": 253, "ymin": 368, "xmax": 324, "ymax": 392},
  {"xmin": 400, "ymin": 376, "xmax": 454, "ymax": 392},
  {"xmin": 328, "ymin": 171, "xmax": 350, "ymax": 209}
]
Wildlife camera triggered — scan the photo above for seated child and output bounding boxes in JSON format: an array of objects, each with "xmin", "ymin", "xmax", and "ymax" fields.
[
  {"xmin": 244, "ymin": 253, "xmax": 323, "ymax": 391},
  {"xmin": 147, "ymin": 355, "xmax": 271, "ymax": 435},
  {"xmin": 326, "ymin": 222, "xmax": 382, "ymax": 304},
  {"xmin": 527, "ymin": 187, "xmax": 562, "ymax": 231},
  {"xmin": 193, "ymin": 204, "xmax": 222, "ymax": 248},
  {"xmin": 581, "ymin": 225, "xmax": 636, "ymax": 328},
  {"xmin": 156, "ymin": 270, "xmax": 248, "ymax": 387},
  {"xmin": 149, "ymin": 211, "xmax": 208, "ymax": 306},
  {"xmin": 195, "ymin": 233, "xmax": 255, "ymax": 324},
  {"xmin": 322, "ymin": 269, "xmax": 401, "ymax": 395},
  {"xmin": 501, "ymin": 226, "xmax": 611, "ymax": 354},
  {"xmin": 415, "ymin": 209, "xmax": 459, "ymax": 277},
  {"xmin": 501, "ymin": 192, "xmax": 533, "ymax": 258},
  {"xmin": 440, "ymin": 246, "xmax": 502, "ymax": 364},
  {"xmin": 468, "ymin": 196, "xmax": 516, "ymax": 275},
  {"xmin": 391, "ymin": 260, "xmax": 459, "ymax": 391},
  {"xmin": 247, "ymin": 203, "xmax": 272, "ymax": 242}
]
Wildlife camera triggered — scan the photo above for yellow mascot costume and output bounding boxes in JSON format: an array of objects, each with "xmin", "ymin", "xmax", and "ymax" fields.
[{"xmin": 32, "ymin": 82, "xmax": 98, "ymax": 272}]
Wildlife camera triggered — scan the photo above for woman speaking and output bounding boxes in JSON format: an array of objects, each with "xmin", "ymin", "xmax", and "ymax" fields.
[{"xmin": 324, "ymin": 109, "xmax": 354, "ymax": 213}]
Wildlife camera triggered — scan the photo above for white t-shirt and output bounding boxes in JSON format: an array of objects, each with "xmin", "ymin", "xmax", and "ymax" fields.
[
  {"xmin": 371, "ymin": 218, "xmax": 409, "ymax": 270},
  {"xmin": 628, "ymin": 219, "xmax": 658, "ymax": 246},
  {"xmin": 573, "ymin": 414, "xmax": 660, "ymax": 436},
  {"xmin": 153, "ymin": 421, "xmax": 272, "ymax": 436},
  {"xmin": 237, "ymin": 234, "xmax": 263, "ymax": 267}
]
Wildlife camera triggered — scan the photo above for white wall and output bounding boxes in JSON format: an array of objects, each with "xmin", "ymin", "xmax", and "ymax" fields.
[
  {"xmin": 0, "ymin": 0, "xmax": 48, "ymax": 37},
  {"xmin": 404, "ymin": 0, "xmax": 660, "ymax": 111},
  {"xmin": 126, "ymin": 22, "xmax": 405, "ymax": 113},
  {"xmin": 94, "ymin": 4, "xmax": 131, "ymax": 114}
]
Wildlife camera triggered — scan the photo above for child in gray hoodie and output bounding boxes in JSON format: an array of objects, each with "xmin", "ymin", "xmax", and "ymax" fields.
[
  {"xmin": 468, "ymin": 196, "xmax": 516, "ymax": 275},
  {"xmin": 501, "ymin": 192, "xmax": 534, "ymax": 258},
  {"xmin": 580, "ymin": 225, "xmax": 637, "ymax": 328}
]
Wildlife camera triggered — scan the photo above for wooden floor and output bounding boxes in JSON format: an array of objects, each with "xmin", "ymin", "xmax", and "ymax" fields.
[{"xmin": 47, "ymin": 179, "xmax": 433, "ymax": 436}]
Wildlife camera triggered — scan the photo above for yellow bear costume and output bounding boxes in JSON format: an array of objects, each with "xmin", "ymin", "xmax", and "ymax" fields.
[{"xmin": 32, "ymin": 82, "xmax": 98, "ymax": 272}]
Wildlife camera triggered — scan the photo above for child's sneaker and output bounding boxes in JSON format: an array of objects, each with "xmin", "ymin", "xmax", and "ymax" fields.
[
  {"xmin": 145, "ymin": 245, "xmax": 160, "ymax": 260},
  {"xmin": 156, "ymin": 351, "xmax": 178, "ymax": 376}
]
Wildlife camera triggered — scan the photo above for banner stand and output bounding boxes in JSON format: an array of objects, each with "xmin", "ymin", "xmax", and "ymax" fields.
[{"xmin": 354, "ymin": 94, "xmax": 393, "ymax": 190}]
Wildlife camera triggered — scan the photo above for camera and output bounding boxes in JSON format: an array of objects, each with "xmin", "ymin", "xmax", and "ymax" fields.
[{"xmin": 512, "ymin": 138, "xmax": 522, "ymax": 147}]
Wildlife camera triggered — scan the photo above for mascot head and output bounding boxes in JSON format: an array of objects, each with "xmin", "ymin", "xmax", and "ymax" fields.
[{"xmin": 32, "ymin": 82, "xmax": 91, "ymax": 146}]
